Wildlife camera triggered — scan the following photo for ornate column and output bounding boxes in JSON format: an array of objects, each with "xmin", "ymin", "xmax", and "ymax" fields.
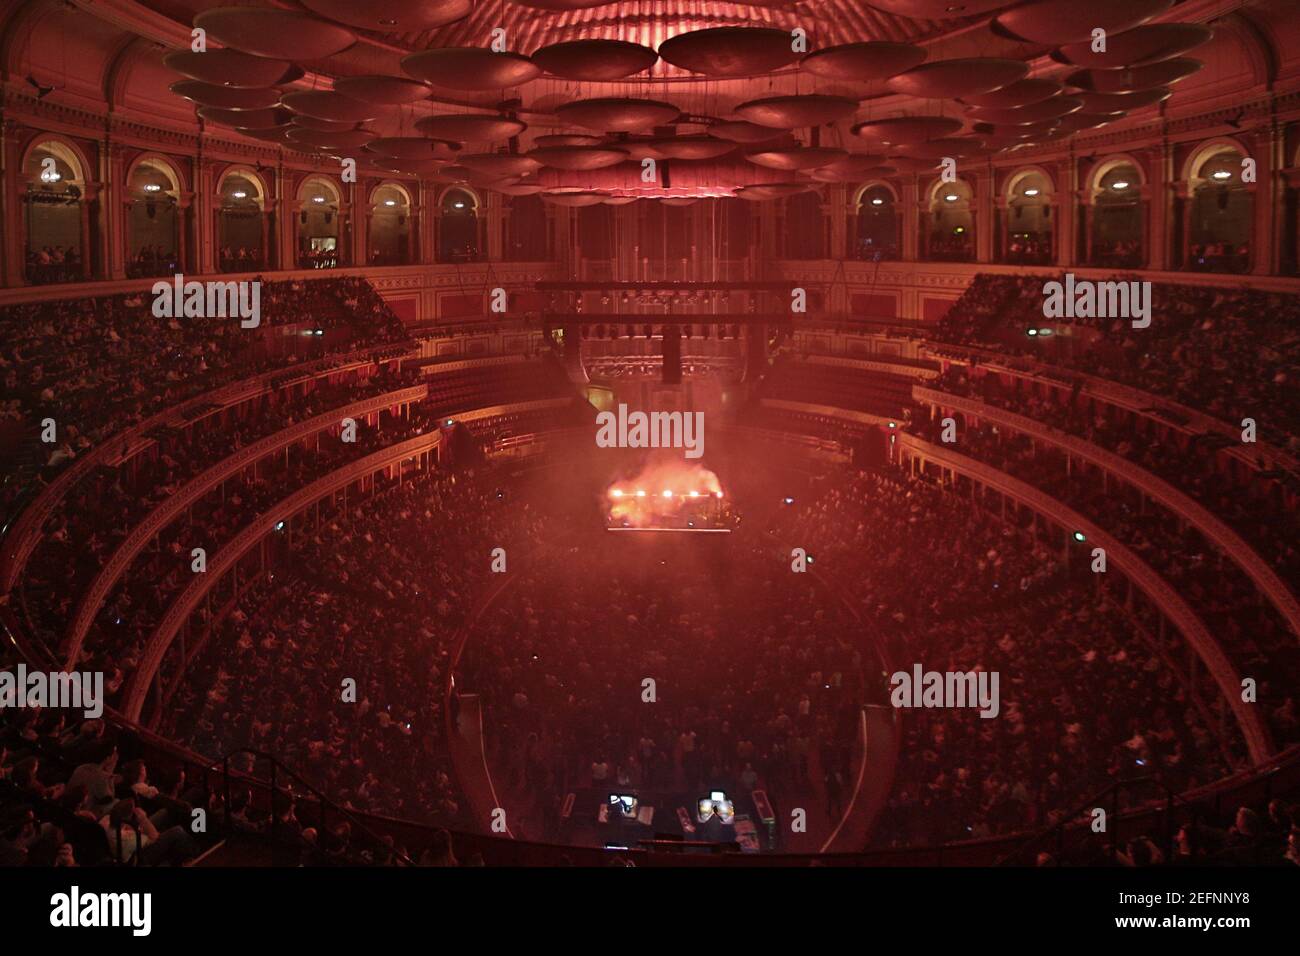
[
  {"xmin": 1148, "ymin": 142, "xmax": 1173, "ymax": 272},
  {"xmin": 1, "ymin": 121, "xmax": 27, "ymax": 286},
  {"xmin": 336, "ymin": 201, "xmax": 353, "ymax": 267},
  {"xmin": 1056, "ymin": 158, "xmax": 1076, "ymax": 267},
  {"xmin": 1279, "ymin": 167, "xmax": 1300, "ymax": 275},
  {"xmin": 1138, "ymin": 184, "xmax": 1153, "ymax": 270},
  {"xmin": 1076, "ymin": 189, "xmax": 1094, "ymax": 266},
  {"xmin": 907, "ymin": 180, "xmax": 925, "ymax": 261},
  {"xmin": 262, "ymin": 197, "xmax": 277, "ymax": 271},
  {"xmin": 177, "ymin": 191, "xmax": 191, "ymax": 274},
  {"xmin": 194, "ymin": 157, "xmax": 216, "ymax": 275},
  {"xmin": 992, "ymin": 194, "xmax": 1008, "ymax": 263},
  {"xmin": 974, "ymin": 168, "xmax": 993, "ymax": 263},
  {"xmin": 1171, "ymin": 181, "xmax": 1193, "ymax": 272},
  {"xmin": 1250, "ymin": 124, "xmax": 1279, "ymax": 275},
  {"xmin": 827, "ymin": 185, "xmax": 847, "ymax": 260},
  {"xmin": 418, "ymin": 182, "xmax": 435, "ymax": 264},
  {"xmin": 486, "ymin": 191, "xmax": 503, "ymax": 260},
  {"xmin": 103, "ymin": 140, "xmax": 128, "ymax": 280},
  {"xmin": 80, "ymin": 180, "xmax": 99, "ymax": 279}
]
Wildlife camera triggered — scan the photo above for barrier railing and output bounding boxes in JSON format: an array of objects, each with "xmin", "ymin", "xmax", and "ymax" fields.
[
  {"xmin": 898, "ymin": 433, "xmax": 1274, "ymax": 764},
  {"xmin": 62, "ymin": 384, "xmax": 431, "ymax": 670},
  {"xmin": 914, "ymin": 386, "xmax": 1300, "ymax": 641}
]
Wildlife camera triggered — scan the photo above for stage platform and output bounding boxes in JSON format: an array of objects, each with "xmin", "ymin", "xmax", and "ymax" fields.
[{"xmin": 605, "ymin": 526, "xmax": 732, "ymax": 534}]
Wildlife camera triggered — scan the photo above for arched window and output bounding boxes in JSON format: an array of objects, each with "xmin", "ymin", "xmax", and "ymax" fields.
[
  {"xmin": 370, "ymin": 183, "xmax": 411, "ymax": 266},
  {"xmin": 1090, "ymin": 162, "xmax": 1143, "ymax": 267},
  {"xmin": 297, "ymin": 177, "xmax": 342, "ymax": 269},
  {"xmin": 506, "ymin": 193, "xmax": 548, "ymax": 260},
  {"xmin": 925, "ymin": 179, "xmax": 974, "ymax": 262},
  {"xmin": 1186, "ymin": 146, "xmax": 1251, "ymax": 274},
  {"xmin": 1003, "ymin": 171, "xmax": 1052, "ymax": 265},
  {"xmin": 856, "ymin": 185, "xmax": 898, "ymax": 261},
  {"xmin": 439, "ymin": 188, "xmax": 480, "ymax": 262},
  {"xmin": 126, "ymin": 159, "xmax": 181, "ymax": 278},
  {"xmin": 216, "ymin": 170, "xmax": 266, "ymax": 273},
  {"xmin": 23, "ymin": 141, "xmax": 86, "ymax": 284},
  {"xmin": 783, "ymin": 191, "xmax": 826, "ymax": 259}
]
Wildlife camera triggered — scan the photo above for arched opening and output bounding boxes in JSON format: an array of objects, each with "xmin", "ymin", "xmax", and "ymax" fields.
[
  {"xmin": 1003, "ymin": 171, "xmax": 1052, "ymax": 265},
  {"xmin": 782, "ymin": 190, "xmax": 826, "ymax": 259},
  {"xmin": 216, "ymin": 170, "xmax": 266, "ymax": 273},
  {"xmin": 126, "ymin": 158, "xmax": 181, "ymax": 278},
  {"xmin": 297, "ymin": 177, "xmax": 341, "ymax": 269},
  {"xmin": 505, "ymin": 193, "xmax": 548, "ymax": 260},
  {"xmin": 1090, "ymin": 162, "xmax": 1143, "ymax": 267},
  {"xmin": 438, "ymin": 188, "xmax": 480, "ymax": 262},
  {"xmin": 23, "ymin": 140, "xmax": 86, "ymax": 284},
  {"xmin": 925, "ymin": 179, "xmax": 974, "ymax": 262},
  {"xmin": 855, "ymin": 184, "xmax": 898, "ymax": 261},
  {"xmin": 1187, "ymin": 147, "xmax": 1251, "ymax": 273},
  {"xmin": 369, "ymin": 183, "xmax": 411, "ymax": 266}
]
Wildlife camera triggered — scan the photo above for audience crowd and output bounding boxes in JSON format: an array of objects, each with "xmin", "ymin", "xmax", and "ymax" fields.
[{"xmin": 934, "ymin": 273, "xmax": 1300, "ymax": 442}]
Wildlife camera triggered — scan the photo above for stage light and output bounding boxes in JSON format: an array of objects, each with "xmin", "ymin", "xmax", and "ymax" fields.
[
  {"xmin": 1212, "ymin": 170, "xmax": 1231, "ymax": 180},
  {"xmin": 143, "ymin": 183, "xmax": 162, "ymax": 193},
  {"xmin": 1111, "ymin": 181, "xmax": 1129, "ymax": 190},
  {"xmin": 1073, "ymin": 531, "xmax": 1086, "ymax": 542},
  {"xmin": 312, "ymin": 196, "xmax": 326, "ymax": 203},
  {"xmin": 231, "ymin": 190, "xmax": 247, "ymax": 199},
  {"xmin": 662, "ymin": 490, "xmax": 673, "ymax": 498},
  {"xmin": 1036, "ymin": 328, "xmax": 1053, "ymax": 337},
  {"xmin": 871, "ymin": 198, "xmax": 884, "ymax": 206},
  {"xmin": 1027, "ymin": 328, "xmax": 1038, "ymax": 336},
  {"xmin": 275, "ymin": 521, "xmax": 285, "ymax": 531},
  {"xmin": 944, "ymin": 194, "xmax": 958, "ymax": 202},
  {"xmin": 384, "ymin": 199, "xmax": 396, "ymax": 206},
  {"xmin": 888, "ymin": 422, "xmax": 897, "ymax": 429},
  {"xmin": 1023, "ymin": 188, "xmax": 1039, "ymax": 197},
  {"xmin": 636, "ymin": 489, "xmax": 646, "ymax": 497},
  {"xmin": 783, "ymin": 497, "xmax": 794, "ymax": 505},
  {"xmin": 611, "ymin": 489, "xmax": 623, "ymax": 498},
  {"xmin": 688, "ymin": 490, "xmax": 699, "ymax": 497},
  {"xmin": 715, "ymin": 491, "xmax": 723, "ymax": 498}
]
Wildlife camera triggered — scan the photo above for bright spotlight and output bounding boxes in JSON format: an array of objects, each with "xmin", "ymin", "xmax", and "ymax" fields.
[
  {"xmin": 662, "ymin": 490, "xmax": 673, "ymax": 498},
  {"xmin": 611, "ymin": 489, "xmax": 623, "ymax": 498}
]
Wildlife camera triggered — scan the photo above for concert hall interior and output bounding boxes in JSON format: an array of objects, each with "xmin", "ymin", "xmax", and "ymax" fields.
[{"xmin": 2, "ymin": 0, "xmax": 1300, "ymax": 880}]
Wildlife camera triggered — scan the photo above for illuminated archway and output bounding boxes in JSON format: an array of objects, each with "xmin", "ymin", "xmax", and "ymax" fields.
[
  {"xmin": 924, "ymin": 178, "xmax": 974, "ymax": 262},
  {"xmin": 1183, "ymin": 140, "xmax": 1252, "ymax": 273},
  {"xmin": 297, "ymin": 176, "xmax": 343, "ymax": 269},
  {"xmin": 369, "ymin": 182, "xmax": 412, "ymax": 266},
  {"xmin": 1002, "ymin": 168, "xmax": 1053, "ymax": 265},
  {"xmin": 22, "ymin": 139, "xmax": 88, "ymax": 284},
  {"xmin": 215, "ymin": 167, "xmax": 268, "ymax": 273},
  {"xmin": 438, "ymin": 187, "xmax": 480, "ymax": 262},
  {"xmin": 1087, "ymin": 158, "xmax": 1144, "ymax": 268},
  {"xmin": 854, "ymin": 183, "xmax": 899, "ymax": 261},
  {"xmin": 125, "ymin": 156, "xmax": 182, "ymax": 278}
]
